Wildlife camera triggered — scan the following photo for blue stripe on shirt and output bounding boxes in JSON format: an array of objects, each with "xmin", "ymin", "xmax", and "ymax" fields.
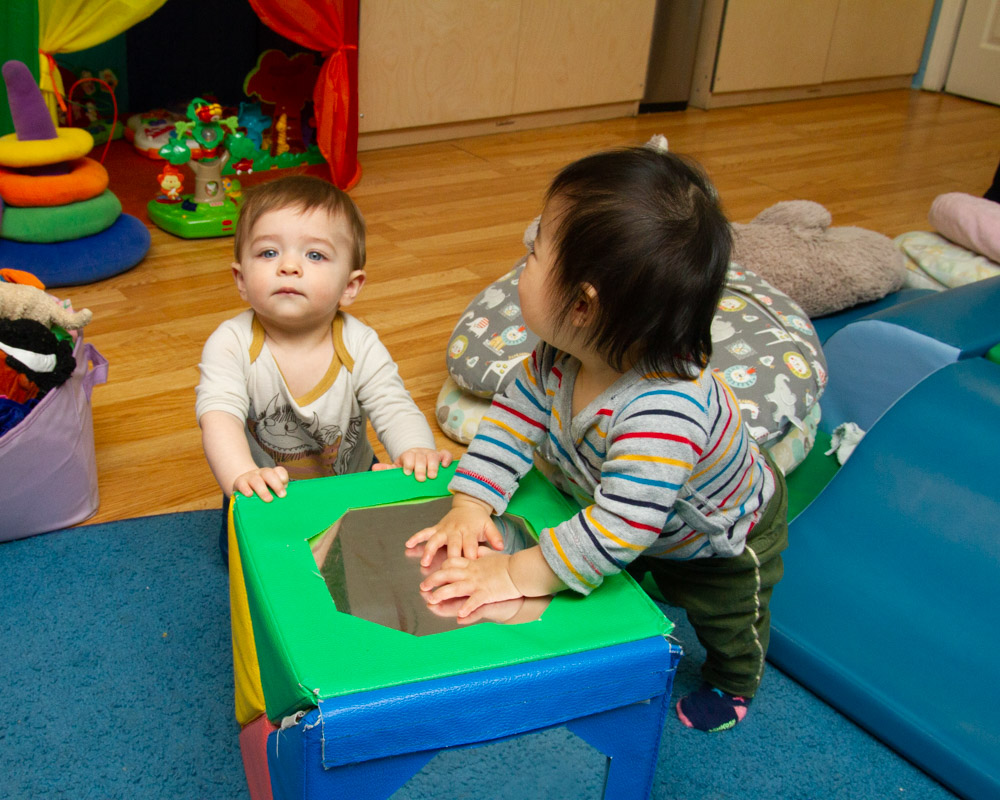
[
  {"xmin": 622, "ymin": 389, "xmax": 706, "ymax": 416},
  {"xmin": 478, "ymin": 434, "xmax": 534, "ymax": 465},
  {"xmin": 600, "ymin": 470, "xmax": 683, "ymax": 491},
  {"xmin": 513, "ymin": 377, "xmax": 547, "ymax": 414}
]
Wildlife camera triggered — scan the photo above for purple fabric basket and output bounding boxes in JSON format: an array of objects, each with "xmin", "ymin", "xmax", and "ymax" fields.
[{"xmin": 0, "ymin": 335, "xmax": 108, "ymax": 541}]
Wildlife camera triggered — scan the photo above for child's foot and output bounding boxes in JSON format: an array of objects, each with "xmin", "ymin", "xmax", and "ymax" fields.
[{"xmin": 676, "ymin": 684, "xmax": 750, "ymax": 732}]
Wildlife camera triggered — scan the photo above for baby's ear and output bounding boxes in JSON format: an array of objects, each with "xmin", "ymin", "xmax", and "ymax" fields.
[
  {"xmin": 231, "ymin": 262, "xmax": 249, "ymax": 301},
  {"xmin": 339, "ymin": 269, "xmax": 367, "ymax": 307},
  {"xmin": 571, "ymin": 283, "xmax": 599, "ymax": 328}
]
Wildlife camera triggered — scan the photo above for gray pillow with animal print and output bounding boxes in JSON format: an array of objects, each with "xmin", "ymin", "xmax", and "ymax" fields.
[
  {"xmin": 447, "ymin": 259, "xmax": 539, "ymax": 398},
  {"xmin": 446, "ymin": 220, "xmax": 541, "ymax": 399},
  {"xmin": 447, "ymin": 231, "xmax": 825, "ymax": 442},
  {"xmin": 711, "ymin": 267, "xmax": 827, "ymax": 442}
]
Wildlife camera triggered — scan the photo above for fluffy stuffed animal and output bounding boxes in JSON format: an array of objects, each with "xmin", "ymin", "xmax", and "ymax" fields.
[
  {"xmin": 732, "ymin": 200, "xmax": 905, "ymax": 318},
  {"xmin": 0, "ymin": 281, "xmax": 92, "ymax": 330}
]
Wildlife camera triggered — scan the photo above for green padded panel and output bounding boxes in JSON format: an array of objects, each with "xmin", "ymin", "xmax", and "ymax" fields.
[
  {"xmin": 0, "ymin": 189, "xmax": 121, "ymax": 242},
  {"xmin": 785, "ymin": 429, "xmax": 839, "ymax": 522},
  {"xmin": 987, "ymin": 343, "xmax": 1000, "ymax": 366},
  {"xmin": 233, "ymin": 464, "xmax": 673, "ymax": 722}
]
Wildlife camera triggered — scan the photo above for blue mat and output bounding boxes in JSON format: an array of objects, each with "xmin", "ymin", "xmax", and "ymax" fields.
[
  {"xmin": 770, "ymin": 357, "xmax": 1000, "ymax": 800},
  {"xmin": 0, "ymin": 510, "xmax": 955, "ymax": 799}
]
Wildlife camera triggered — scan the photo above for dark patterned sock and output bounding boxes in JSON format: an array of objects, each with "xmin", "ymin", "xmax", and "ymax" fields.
[{"xmin": 676, "ymin": 684, "xmax": 750, "ymax": 732}]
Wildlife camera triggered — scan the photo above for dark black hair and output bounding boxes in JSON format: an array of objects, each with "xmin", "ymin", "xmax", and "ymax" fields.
[{"xmin": 545, "ymin": 145, "xmax": 731, "ymax": 379}]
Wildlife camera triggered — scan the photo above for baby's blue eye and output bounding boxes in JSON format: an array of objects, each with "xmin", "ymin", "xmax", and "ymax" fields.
[
  {"xmin": 306, "ymin": 251, "xmax": 326, "ymax": 262},
  {"xmin": 259, "ymin": 248, "xmax": 278, "ymax": 258}
]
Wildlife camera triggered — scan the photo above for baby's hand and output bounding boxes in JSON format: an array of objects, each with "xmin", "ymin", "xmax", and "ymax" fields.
[
  {"xmin": 405, "ymin": 493, "xmax": 504, "ymax": 565},
  {"xmin": 373, "ymin": 447, "xmax": 454, "ymax": 481},
  {"xmin": 420, "ymin": 552, "xmax": 522, "ymax": 618},
  {"xmin": 231, "ymin": 466, "xmax": 289, "ymax": 502}
]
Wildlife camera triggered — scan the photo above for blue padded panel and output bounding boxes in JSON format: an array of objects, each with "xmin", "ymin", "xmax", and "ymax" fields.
[
  {"xmin": 266, "ymin": 638, "xmax": 681, "ymax": 800},
  {"xmin": 818, "ymin": 278, "xmax": 1000, "ymax": 433},
  {"xmin": 0, "ymin": 213, "xmax": 150, "ymax": 286},
  {"xmin": 316, "ymin": 636, "xmax": 678, "ymax": 767},
  {"xmin": 861, "ymin": 274, "xmax": 1000, "ymax": 357},
  {"xmin": 810, "ymin": 289, "xmax": 934, "ymax": 345},
  {"xmin": 768, "ymin": 358, "xmax": 1000, "ymax": 800},
  {"xmin": 819, "ymin": 319, "xmax": 959, "ymax": 433}
]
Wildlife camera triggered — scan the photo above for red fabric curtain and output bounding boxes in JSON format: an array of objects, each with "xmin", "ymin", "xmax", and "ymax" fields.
[{"xmin": 248, "ymin": 0, "xmax": 361, "ymax": 190}]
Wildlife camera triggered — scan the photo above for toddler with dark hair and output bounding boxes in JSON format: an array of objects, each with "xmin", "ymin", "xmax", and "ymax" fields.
[{"xmin": 408, "ymin": 143, "xmax": 788, "ymax": 733}]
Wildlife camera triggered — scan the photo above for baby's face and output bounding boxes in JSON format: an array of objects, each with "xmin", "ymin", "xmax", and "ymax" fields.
[{"xmin": 233, "ymin": 205, "xmax": 365, "ymax": 334}]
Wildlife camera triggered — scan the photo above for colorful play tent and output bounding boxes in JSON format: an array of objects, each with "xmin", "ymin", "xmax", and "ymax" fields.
[
  {"xmin": 35, "ymin": 0, "xmax": 168, "ymax": 124},
  {"xmin": 1, "ymin": 0, "xmax": 360, "ymax": 189},
  {"xmin": 248, "ymin": 0, "xmax": 361, "ymax": 189}
]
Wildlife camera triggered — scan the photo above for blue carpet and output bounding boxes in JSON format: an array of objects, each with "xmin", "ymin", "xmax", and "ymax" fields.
[{"xmin": 0, "ymin": 511, "xmax": 956, "ymax": 800}]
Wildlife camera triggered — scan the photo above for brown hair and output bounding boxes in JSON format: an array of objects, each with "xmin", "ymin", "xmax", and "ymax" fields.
[{"xmin": 233, "ymin": 175, "xmax": 366, "ymax": 270}]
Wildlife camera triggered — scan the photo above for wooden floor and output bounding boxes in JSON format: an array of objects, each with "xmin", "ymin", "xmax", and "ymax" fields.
[{"xmin": 64, "ymin": 89, "xmax": 999, "ymax": 527}]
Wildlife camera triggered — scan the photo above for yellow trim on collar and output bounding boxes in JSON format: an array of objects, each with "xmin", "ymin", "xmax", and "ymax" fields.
[
  {"xmin": 249, "ymin": 315, "xmax": 266, "ymax": 363},
  {"xmin": 248, "ymin": 313, "xmax": 353, "ymax": 406}
]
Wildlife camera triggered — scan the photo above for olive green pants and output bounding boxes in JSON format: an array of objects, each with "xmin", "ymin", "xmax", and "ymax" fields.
[{"xmin": 628, "ymin": 449, "xmax": 788, "ymax": 698}]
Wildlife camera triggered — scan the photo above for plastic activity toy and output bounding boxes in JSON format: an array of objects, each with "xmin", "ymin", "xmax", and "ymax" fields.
[
  {"xmin": 146, "ymin": 97, "xmax": 247, "ymax": 238},
  {"xmin": 229, "ymin": 465, "xmax": 681, "ymax": 799},
  {"xmin": 241, "ymin": 49, "xmax": 325, "ymax": 171}
]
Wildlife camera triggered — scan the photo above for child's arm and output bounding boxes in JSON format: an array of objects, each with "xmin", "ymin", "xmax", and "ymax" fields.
[
  {"xmin": 372, "ymin": 446, "xmax": 454, "ymax": 481},
  {"xmin": 419, "ymin": 544, "xmax": 567, "ymax": 618},
  {"xmin": 200, "ymin": 410, "xmax": 289, "ymax": 502},
  {"xmin": 405, "ymin": 492, "xmax": 505, "ymax": 563}
]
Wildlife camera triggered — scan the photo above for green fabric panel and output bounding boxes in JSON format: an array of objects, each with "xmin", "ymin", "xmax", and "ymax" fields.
[
  {"xmin": 234, "ymin": 465, "xmax": 674, "ymax": 722},
  {"xmin": 1, "ymin": 189, "xmax": 121, "ymax": 242},
  {"xmin": 0, "ymin": 1, "xmax": 39, "ymax": 138},
  {"xmin": 785, "ymin": 430, "xmax": 839, "ymax": 522},
  {"xmin": 986, "ymin": 344, "xmax": 1000, "ymax": 366}
]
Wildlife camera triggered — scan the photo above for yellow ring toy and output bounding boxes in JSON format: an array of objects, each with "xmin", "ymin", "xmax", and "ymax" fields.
[
  {"xmin": 0, "ymin": 128, "xmax": 94, "ymax": 168},
  {"xmin": 0, "ymin": 157, "xmax": 109, "ymax": 207}
]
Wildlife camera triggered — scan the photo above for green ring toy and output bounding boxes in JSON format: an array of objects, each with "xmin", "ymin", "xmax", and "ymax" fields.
[{"xmin": 1, "ymin": 189, "xmax": 122, "ymax": 243}]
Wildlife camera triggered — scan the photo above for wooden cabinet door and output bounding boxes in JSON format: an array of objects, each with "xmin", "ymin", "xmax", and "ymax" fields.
[
  {"xmin": 712, "ymin": 0, "xmax": 840, "ymax": 93},
  {"xmin": 823, "ymin": 0, "xmax": 936, "ymax": 82},
  {"xmin": 512, "ymin": 0, "xmax": 656, "ymax": 114},
  {"xmin": 358, "ymin": 0, "xmax": 521, "ymax": 133}
]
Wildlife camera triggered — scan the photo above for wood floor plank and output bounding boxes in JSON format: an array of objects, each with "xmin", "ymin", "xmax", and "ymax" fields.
[{"xmin": 52, "ymin": 89, "xmax": 998, "ymax": 528}]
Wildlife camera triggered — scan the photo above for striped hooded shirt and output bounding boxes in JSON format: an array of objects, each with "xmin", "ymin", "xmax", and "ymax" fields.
[{"xmin": 449, "ymin": 342, "xmax": 777, "ymax": 595}]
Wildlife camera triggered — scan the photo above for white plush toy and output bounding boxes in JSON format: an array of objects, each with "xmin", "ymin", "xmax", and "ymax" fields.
[{"xmin": 0, "ymin": 281, "xmax": 92, "ymax": 330}]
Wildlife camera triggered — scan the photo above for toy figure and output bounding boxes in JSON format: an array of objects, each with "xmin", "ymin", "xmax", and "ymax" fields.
[
  {"xmin": 237, "ymin": 102, "xmax": 270, "ymax": 150},
  {"xmin": 157, "ymin": 164, "xmax": 183, "ymax": 202}
]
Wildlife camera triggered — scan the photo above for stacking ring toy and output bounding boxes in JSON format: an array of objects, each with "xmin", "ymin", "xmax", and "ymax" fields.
[
  {"xmin": 0, "ymin": 213, "xmax": 151, "ymax": 287},
  {"xmin": 0, "ymin": 127, "xmax": 94, "ymax": 168},
  {"xmin": 0, "ymin": 157, "xmax": 109, "ymax": 207},
  {"xmin": 1, "ymin": 189, "xmax": 122, "ymax": 243}
]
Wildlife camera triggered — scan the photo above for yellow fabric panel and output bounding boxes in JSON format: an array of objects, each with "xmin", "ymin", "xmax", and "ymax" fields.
[
  {"xmin": 37, "ymin": 0, "xmax": 168, "ymax": 122},
  {"xmin": 228, "ymin": 498, "xmax": 267, "ymax": 726}
]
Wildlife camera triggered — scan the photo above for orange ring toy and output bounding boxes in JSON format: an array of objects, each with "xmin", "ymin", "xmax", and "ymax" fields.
[{"xmin": 0, "ymin": 157, "xmax": 109, "ymax": 207}]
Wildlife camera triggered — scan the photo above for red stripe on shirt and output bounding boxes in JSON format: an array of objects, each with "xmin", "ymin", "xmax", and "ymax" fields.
[
  {"xmin": 613, "ymin": 431, "xmax": 704, "ymax": 455},
  {"xmin": 623, "ymin": 517, "xmax": 662, "ymax": 533},
  {"xmin": 492, "ymin": 400, "xmax": 547, "ymax": 430}
]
